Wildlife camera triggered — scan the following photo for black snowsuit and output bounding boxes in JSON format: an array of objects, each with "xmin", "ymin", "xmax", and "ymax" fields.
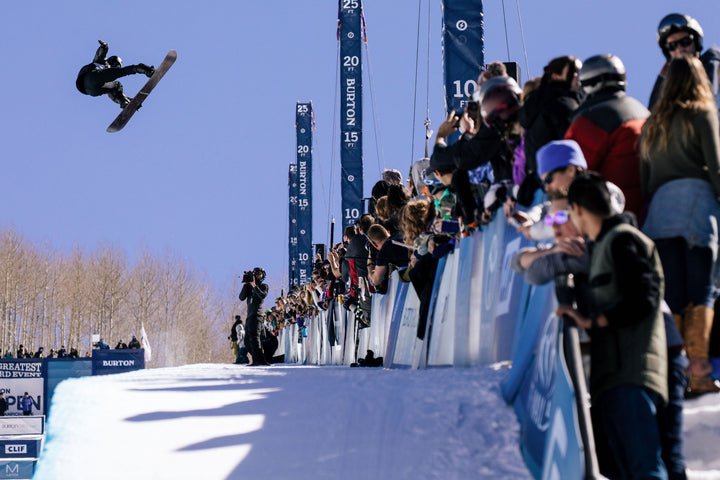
[
  {"xmin": 75, "ymin": 41, "xmax": 150, "ymax": 105},
  {"xmin": 239, "ymin": 281, "xmax": 269, "ymax": 365}
]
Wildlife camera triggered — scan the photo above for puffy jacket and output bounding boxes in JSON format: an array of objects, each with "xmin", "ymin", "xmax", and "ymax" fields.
[{"xmin": 565, "ymin": 90, "xmax": 649, "ymax": 215}]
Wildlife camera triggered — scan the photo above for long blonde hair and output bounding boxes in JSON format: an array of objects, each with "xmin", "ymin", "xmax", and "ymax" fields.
[
  {"xmin": 641, "ymin": 55, "xmax": 717, "ymax": 154},
  {"xmin": 399, "ymin": 197, "xmax": 435, "ymax": 245}
]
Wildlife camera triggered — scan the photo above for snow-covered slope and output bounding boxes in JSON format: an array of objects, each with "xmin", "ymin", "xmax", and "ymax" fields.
[{"xmin": 33, "ymin": 364, "xmax": 720, "ymax": 480}]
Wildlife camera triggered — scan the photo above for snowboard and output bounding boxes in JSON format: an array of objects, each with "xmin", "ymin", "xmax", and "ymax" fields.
[{"xmin": 106, "ymin": 49, "xmax": 177, "ymax": 133}]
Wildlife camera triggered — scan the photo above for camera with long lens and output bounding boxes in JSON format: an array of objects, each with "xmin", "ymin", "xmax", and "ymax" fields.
[{"xmin": 241, "ymin": 270, "xmax": 254, "ymax": 283}]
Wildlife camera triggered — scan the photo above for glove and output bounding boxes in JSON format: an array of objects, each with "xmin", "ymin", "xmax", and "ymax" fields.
[
  {"xmin": 98, "ymin": 40, "xmax": 108, "ymax": 48},
  {"xmin": 135, "ymin": 63, "xmax": 155, "ymax": 77}
]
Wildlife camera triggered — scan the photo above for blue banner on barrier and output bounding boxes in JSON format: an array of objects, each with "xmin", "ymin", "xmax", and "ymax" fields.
[
  {"xmin": 515, "ymin": 312, "xmax": 584, "ymax": 479},
  {"xmin": 0, "ymin": 459, "xmax": 35, "ymax": 479},
  {"xmin": 501, "ymin": 283, "xmax": 556, "ymax": 407},
  {"xmin": 46, "ymin": 358, "xmax": 92, "ymax": 410},
  {"xmin": 0, "ymin": 439, "xmax": 41, "ymax": 459},
  {"xmin": 91, "ymin": 349, "xmax": 145, "ymax": 376},
  {"xmin": 384, "ymin": 282, "xmax": 410, "ymax": 367},
  {"xmin": 540, "ymin": 329, "xmax": 584, "ymax": 480}
]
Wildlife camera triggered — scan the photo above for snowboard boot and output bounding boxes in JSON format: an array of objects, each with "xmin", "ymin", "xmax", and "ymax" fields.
[
  {"xmin": 684, "ymin": 304, "xmax": 720, "ymax": 396},
  {"xmin": 108, "ymin": 87, "xmax": 131, "ymax": 109},
  {"xmin": 134, "ymin": 63, "xmax": 155, "ymax": 78}
]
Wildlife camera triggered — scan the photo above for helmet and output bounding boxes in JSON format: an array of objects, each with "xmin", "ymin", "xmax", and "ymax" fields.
[
  {"xmin": 474, "ymin": 76, "xmax": 522, "ymax": 122},
  {"xmin": 657, "ymin": 13, "xmax": 703, "ymax": 59},
  {"xmin": 253, "ymin": 267, "xmax": 266, "ymax": 281},
  {"xmin": 579, "ymin": 54, "xmax": 626, "ymax": 96},
  {"xmin": 107, "ymin": 55, "xmax": 122, "ymax": 68}
]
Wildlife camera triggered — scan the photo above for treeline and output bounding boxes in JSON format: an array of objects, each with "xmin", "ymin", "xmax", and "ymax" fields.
[{"xmin": 0, "ymin": 226, "xmax": 246, "ymax": 367}]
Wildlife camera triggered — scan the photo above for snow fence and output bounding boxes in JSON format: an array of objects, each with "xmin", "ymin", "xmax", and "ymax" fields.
[{"xmin": 276, "ymin": 208, "xmax": 600, "ymax": 480}]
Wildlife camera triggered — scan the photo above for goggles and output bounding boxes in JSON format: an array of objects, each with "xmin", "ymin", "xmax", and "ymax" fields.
[
  {"xmin": 658, "ymin": 14, "xmax": 692, "ymax": 39},
  {"xmin": 543, "ymin": 210, "xmax": 570, "ymax": 226}
]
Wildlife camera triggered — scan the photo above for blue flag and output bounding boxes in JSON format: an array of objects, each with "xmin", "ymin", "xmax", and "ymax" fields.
[
  {"xmin": 296, "ymin": 102, "xmax": 313, "ymax": 285},
  {"xmin": 338, "ymin": 0, "xmax": 364, "ymax": 230}
]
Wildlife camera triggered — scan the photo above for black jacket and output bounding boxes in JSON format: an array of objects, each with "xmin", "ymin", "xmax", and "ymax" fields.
[
  {"xmin": 431, "ymin": 124, "xmax": 510, "ymax": 176},
  {"xmin": 518, "ymin": 83, "xmax": 581, "ymax": 184},
  {"xmin": 239, "ymin": 282, "xmax": 269, "ymax": 317},
  {"xmin": 343, "ymin": 234, "xmax": 369, "ymax": 281}
]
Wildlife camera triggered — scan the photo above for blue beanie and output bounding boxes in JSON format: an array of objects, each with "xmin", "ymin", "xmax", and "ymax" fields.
[{"xmin": 537, "ymin": 140, "xmax": 587, "ymax": 177}]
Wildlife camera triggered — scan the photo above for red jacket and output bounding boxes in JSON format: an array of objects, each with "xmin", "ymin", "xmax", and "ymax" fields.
[{"xmin": 565, "ymin": 90, "xmax": 649, "ymax": 216}]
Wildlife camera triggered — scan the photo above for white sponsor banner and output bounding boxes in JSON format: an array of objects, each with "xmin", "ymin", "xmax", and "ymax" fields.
[{"xmin": 0, "ymin": 417, "xmax": 44, "ymax": 436}]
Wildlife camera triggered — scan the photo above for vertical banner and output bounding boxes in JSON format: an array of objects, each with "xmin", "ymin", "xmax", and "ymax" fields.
[
  {"xmin": 338, "ymin": 0, "xmax": 364, "ymax": 230},
  {"xmin": 288, "ymin": 163, "xmax": 299, "ymax": 289},
  {"xmin": 441, "ymin": 0, "xmax": 485, "ymax": 116},
  {"xmin": 296, "ymin": 102, "xmax": 313, "ymax": 285}
]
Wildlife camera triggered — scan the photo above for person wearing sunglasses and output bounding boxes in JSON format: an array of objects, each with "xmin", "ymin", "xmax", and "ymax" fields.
[
  {"xmin": 510, "ymin": 189, "xmax": 587, "ymax": 286},
  {"xmin": 649, "ymin": 13, "xmax": 720, "ymax": 110}
]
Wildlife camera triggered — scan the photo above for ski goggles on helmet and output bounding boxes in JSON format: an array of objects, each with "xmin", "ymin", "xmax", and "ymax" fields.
[
  {"xmin": 543, "ymin": 211, "xmax": 570, "ymax": 226},
  {"xmin": 665, "ymin": 34, "xmax": 694, "ymax": 52},
  {"xmin": 658, "ymin": 14, "xmax": 692, "ymax": 39}
]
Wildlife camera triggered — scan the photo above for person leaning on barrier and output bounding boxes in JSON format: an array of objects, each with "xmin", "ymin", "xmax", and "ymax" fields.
[
  {"xmin": 512, "ymin": 187, "xmax": 688, "ymax": 479},
  {"xmin": 239, "ymin": 267, "xmax": 270, "ymax": 366},
  {"xmin": 557, "ymin": 172, "xmax": 668, "ymax": 480},
  {"xmin": 366, "ymin": 224, "xmax": 411, "ymax": 294}
]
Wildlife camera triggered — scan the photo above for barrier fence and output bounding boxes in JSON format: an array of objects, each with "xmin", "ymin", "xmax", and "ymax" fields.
[{"xmin": 278, "ymin": 210, "xmax": 598, "ymax": 479}]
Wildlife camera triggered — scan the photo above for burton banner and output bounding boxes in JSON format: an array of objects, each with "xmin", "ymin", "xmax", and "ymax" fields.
[
  {"xmin": 441, "ymin": 0, "xmax": 485, "ymax": 117},
  {"xmin": 338, "ymin": 0, "xmax": 364, "ymax": 230},
  {"xmin": 296, "ymin": 102, "xmax": 313, "ymax": 285},
  {"xmin": 288, "ymin": 162, "xmax": 299, "ymax": 289}
]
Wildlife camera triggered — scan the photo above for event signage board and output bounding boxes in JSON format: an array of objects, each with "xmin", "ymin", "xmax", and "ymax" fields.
[
  {"xmin": 0, "ymin": 360, "xmax": 45, "ymax": 416},
  {"xmin": 0, "ymin": 459, "xmax": 35, "ymax": 479},
  {"xmin": 0, "ymin": 439, "xmax": 42, "ymax": 459},
  {"xmin": 91, "ymin": 349, "xmax": 145, "ymax": 376},
  {"xmin": 0, "ymin": 417, "xmax": 44, "ymax": 436}
]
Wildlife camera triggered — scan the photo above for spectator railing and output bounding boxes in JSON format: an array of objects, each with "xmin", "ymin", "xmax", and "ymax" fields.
[{"xmin": 276, "ymin": 208, "xmax": 599, "ymax": 479}]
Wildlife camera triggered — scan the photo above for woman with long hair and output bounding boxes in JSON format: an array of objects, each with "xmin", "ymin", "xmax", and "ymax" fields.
[{"xmin": 640, "ymin": 54, "xmax": 720, "ymax": 395}]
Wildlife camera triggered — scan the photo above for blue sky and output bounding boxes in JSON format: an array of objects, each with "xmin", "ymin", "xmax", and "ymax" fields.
[{"xmin": 1, "ymin": 1, "xmax": 718, "ymax": 291}]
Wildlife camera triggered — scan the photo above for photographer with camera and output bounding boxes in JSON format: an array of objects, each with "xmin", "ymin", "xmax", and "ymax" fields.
[{"xmin": 239, "ymin": 267, "xmax": 270, "ymax": 366}]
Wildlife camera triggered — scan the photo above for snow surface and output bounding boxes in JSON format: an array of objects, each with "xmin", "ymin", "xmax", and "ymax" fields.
[{"xmin": 33, "ymin": 364, "xmax": 720, "ymax": 480}]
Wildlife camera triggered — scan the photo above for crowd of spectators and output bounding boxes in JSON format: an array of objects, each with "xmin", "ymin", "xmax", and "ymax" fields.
[
  {"xmin": 242, "ymin": 12, "xmax": 720, "ymax": 480},
  {"xmin": 2, "ymin": 335, "xmax": 144, "ymax": 360}
]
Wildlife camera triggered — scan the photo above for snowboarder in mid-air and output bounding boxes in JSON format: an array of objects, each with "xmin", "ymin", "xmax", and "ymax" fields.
[{"xmin": 76, "ymin": 40, "xmax": 155, "ymax": 108}]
